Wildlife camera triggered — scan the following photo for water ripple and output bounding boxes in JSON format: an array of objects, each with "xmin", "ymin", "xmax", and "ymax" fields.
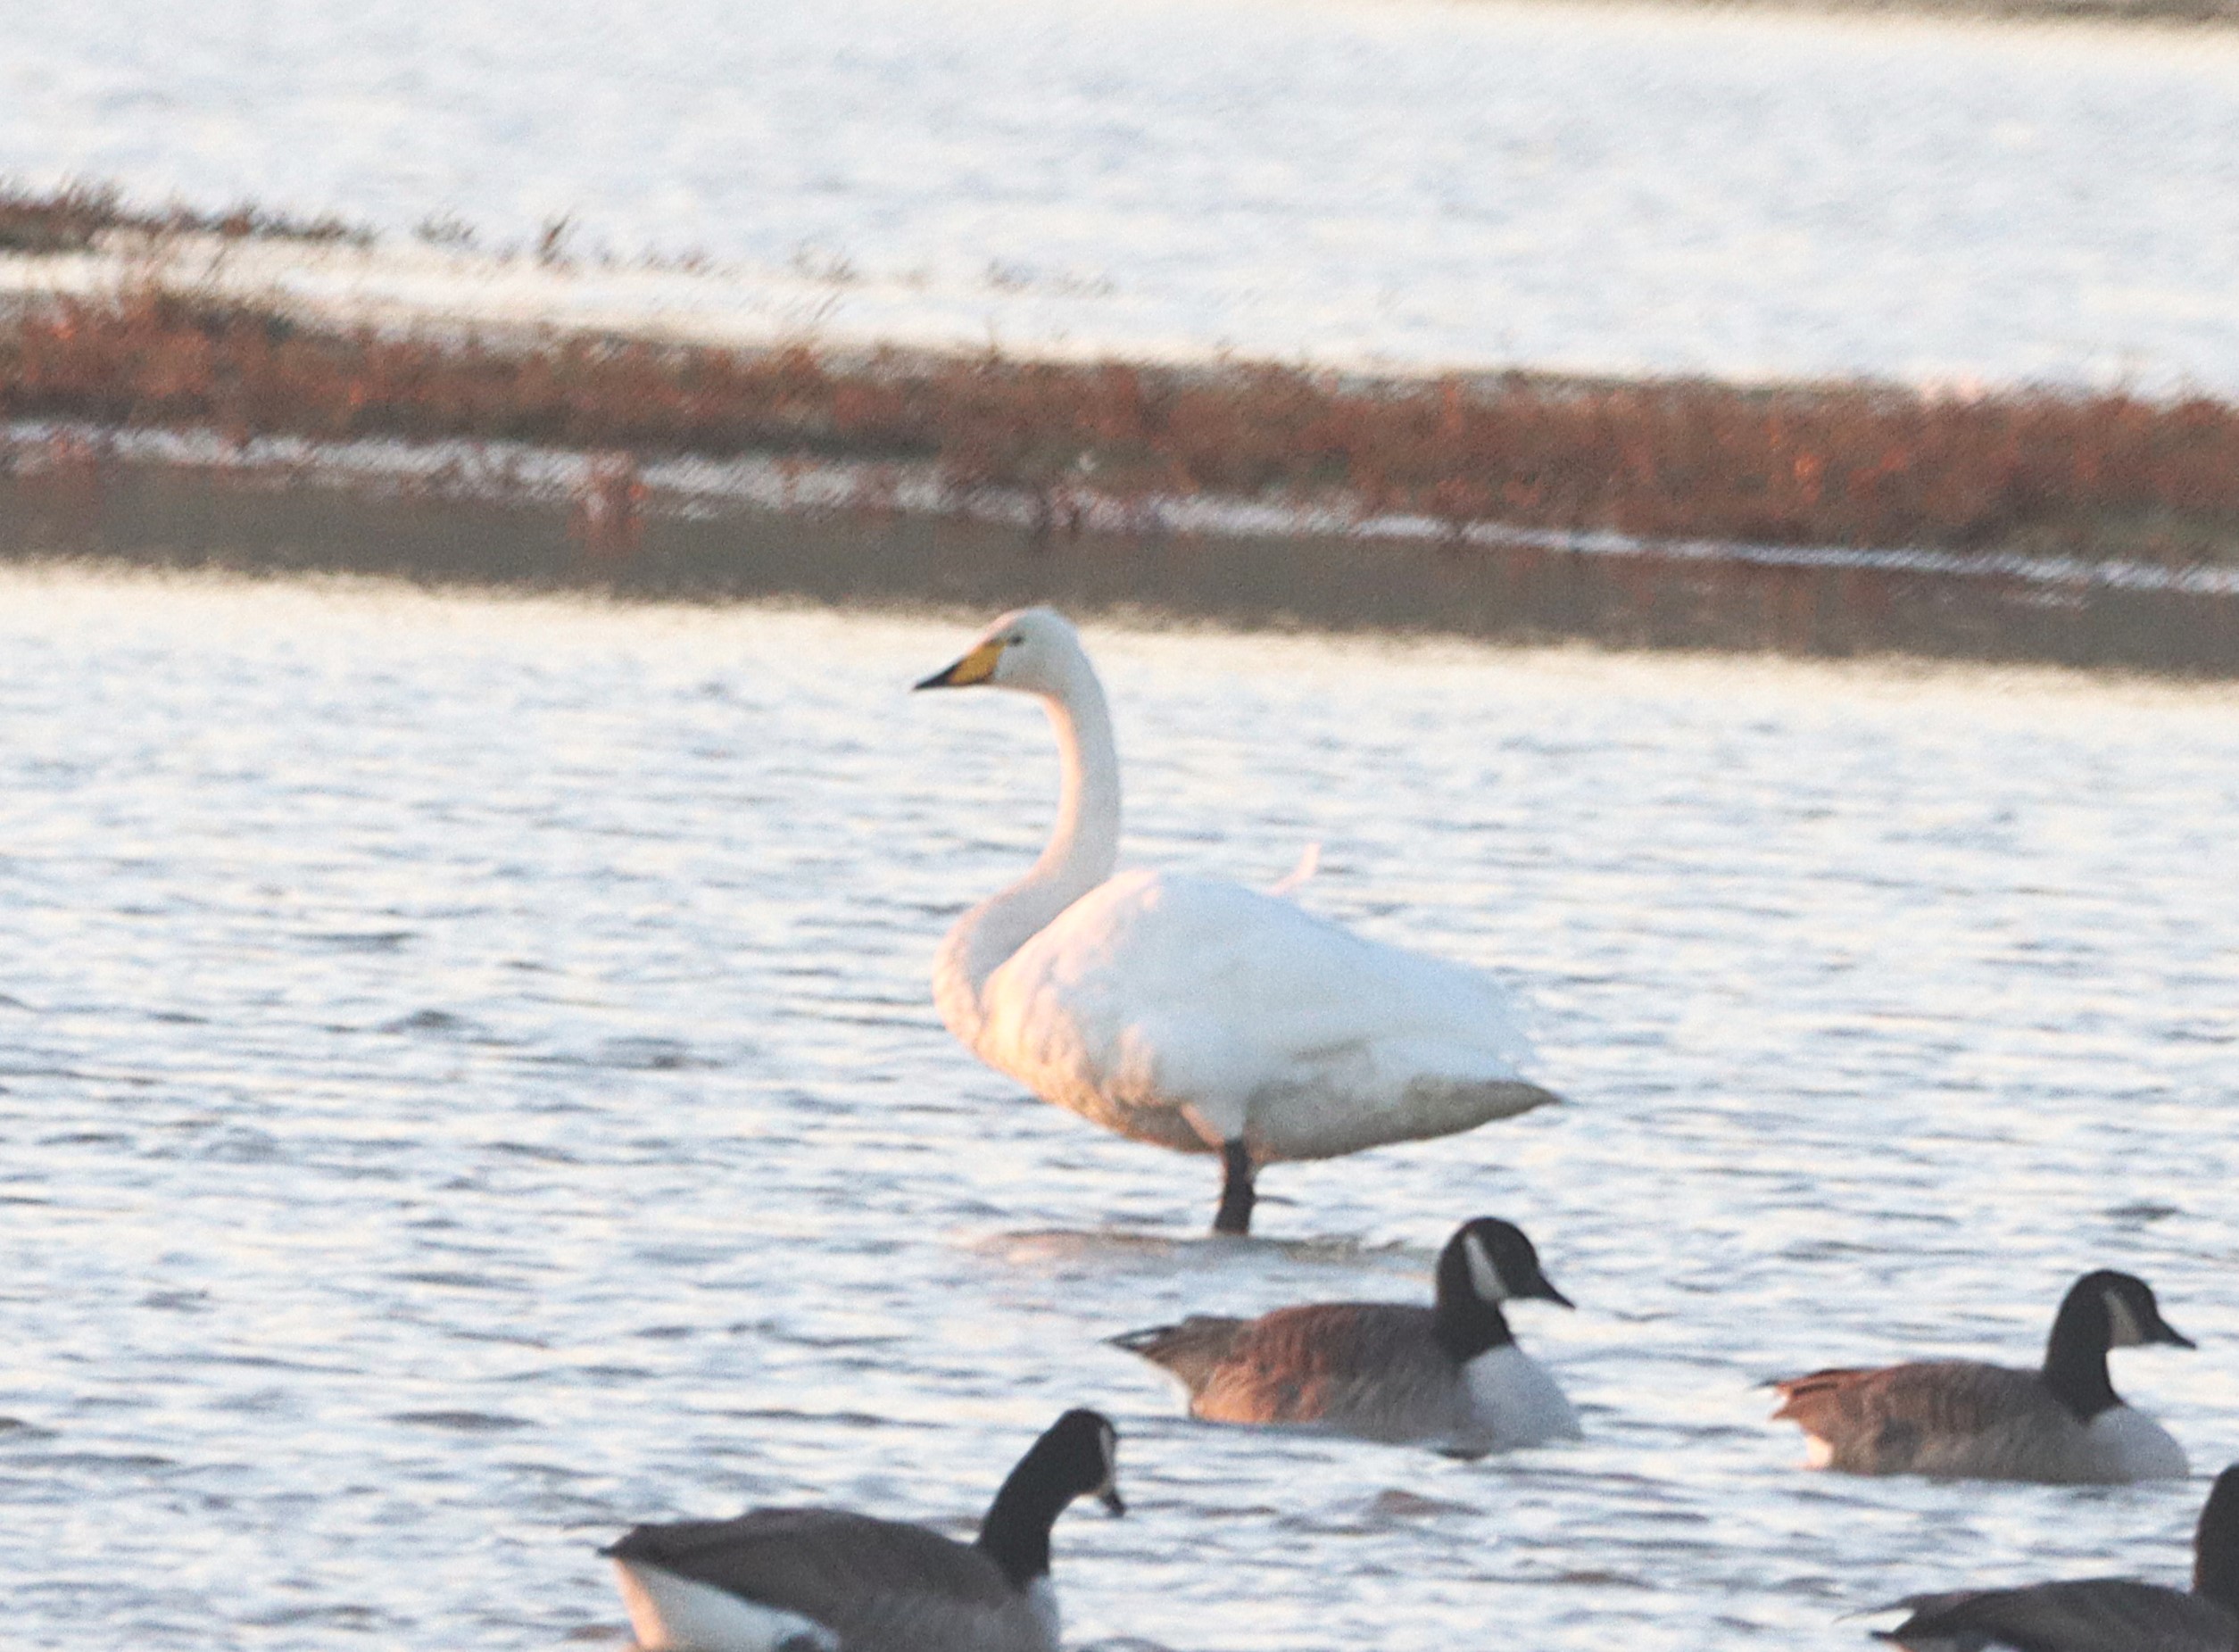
[{"xmin": 0, "ymin": 570, "xmax": 2233, "ymax": 1649}]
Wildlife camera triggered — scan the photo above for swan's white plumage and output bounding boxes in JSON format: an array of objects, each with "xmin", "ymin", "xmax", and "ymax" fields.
[
  {"xmin": 922, "ymin": 608, "xmax": 1555, "ymax": 1167},
  {"xmin": 960, "ymin": 866, "xmax": 1541, "ymax": 1160}
]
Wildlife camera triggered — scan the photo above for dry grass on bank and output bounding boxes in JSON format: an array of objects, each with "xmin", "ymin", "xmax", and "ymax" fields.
[
  {"xmin": 0, "ymin": 179, "xmax": 372, "ymax": 256},
  {"xmin": 4, "ymin": 278, "xmax": 2238, "ymax": 567}
]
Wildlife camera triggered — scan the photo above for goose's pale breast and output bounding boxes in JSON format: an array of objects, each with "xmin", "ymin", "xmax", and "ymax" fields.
[
  {"xmin": 1458, "ymin": 1345, "xmax": 1583, "ymax": 1453},
  {"xmin": 2084, "ymin": 1405, "xmax": 2190, "ymax": 1482}
]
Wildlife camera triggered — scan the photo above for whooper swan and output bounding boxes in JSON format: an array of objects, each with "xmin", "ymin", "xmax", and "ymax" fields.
[{"xmin": 915, "ymin": 607, "xmax": 1561, "ymax": 1234}]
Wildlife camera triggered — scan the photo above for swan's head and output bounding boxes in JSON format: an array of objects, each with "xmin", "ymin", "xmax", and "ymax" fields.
[
  {"xmin": 1439, "ymin": 1216, "xmax": 1574, "ymax": 1310},
  {"xmin": 915, "ymin": 607, "xmax": 1084, "ymax": 696}
]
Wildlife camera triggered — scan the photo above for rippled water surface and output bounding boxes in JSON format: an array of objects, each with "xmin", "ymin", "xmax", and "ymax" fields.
[
  {"xmin": 2, "ymin": 566, "xmax": 2235, "ymax": 1650},
  {"xmin": 6, "ymin": 0, "xmax": 2239, "ymax": 387}
]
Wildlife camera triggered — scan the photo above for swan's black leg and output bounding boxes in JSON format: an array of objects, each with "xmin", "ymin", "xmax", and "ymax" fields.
[{"xmin": 1213, "ymin": 1138, "xmax": 1256, "ymax": 1236}]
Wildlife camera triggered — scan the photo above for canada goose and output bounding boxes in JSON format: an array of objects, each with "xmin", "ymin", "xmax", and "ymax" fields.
[
  {"xmin": 916, "ymin": 608, "xmax": 1559, "ymax": 1235},
  {"xmin": 1109, "ymin": 1216, "xmax": 1580, "ymax": 1455},
  {"xmin": 603, "ymin": 1409, "xmax": 1122, "ymax": 1652},
  {"xmin": 1770, "ymin": 1270, "xmax": 2193, "ymax": 1482},
  {"xmin": 1874, "ymin": 1463, "xmax": 2239, "ymax": 1651}
]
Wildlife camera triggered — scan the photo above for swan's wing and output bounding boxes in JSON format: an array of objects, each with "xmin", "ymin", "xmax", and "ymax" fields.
[
  {"xmin": 978, "ymin": 870, "xmax": 1548, "ymax": 1158},
  {"xmin": 1878, "ymin": 1579, "xmax": 2236, "ymax": 1652}
]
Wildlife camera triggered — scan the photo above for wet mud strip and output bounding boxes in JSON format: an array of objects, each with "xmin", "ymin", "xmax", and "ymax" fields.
[{"xmin": 4, "ymin": 452, "xmax": 2235, "ymax": 675}]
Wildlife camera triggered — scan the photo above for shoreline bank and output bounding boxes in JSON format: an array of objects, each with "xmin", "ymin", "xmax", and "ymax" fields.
[
  {"xmin": 7, "ymin": 283, "xmax": 2237, "ymax": 568},
  {"xmin": 6, "ymin": 420, "xmax": 2235, "ymax": 676},
  {"xmin": 4, "ymin": 183, "xmax": 2235, "ymax": 673}
]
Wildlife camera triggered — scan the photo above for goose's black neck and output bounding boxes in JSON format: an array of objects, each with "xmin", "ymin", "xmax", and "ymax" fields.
[
  {"xmin": 975, "ymin": 1450, "xmax": 1067, "ymax": 1590},
  {"xmin": 1432, "ymin": 1259, "xmax": 1516, "ymax": 1363},
  {"xmin": 2194, "ymin": 1470, "xmax": 2239, "ymax": 1610},
  {"xmin": 2040, "ymin": 1285, "xmax": 2121, "ymax": 1423}
]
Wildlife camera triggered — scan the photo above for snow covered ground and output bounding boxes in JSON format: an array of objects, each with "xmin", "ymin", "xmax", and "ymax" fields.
[{"xmin": 4, "ymin": 0, "xmax": 2239, "ymax": 391}]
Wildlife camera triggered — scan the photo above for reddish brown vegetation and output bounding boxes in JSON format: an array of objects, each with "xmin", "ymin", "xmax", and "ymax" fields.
[{"xmin": 4, "ymin": 284, "xmax": 2237, "ymax": 563}]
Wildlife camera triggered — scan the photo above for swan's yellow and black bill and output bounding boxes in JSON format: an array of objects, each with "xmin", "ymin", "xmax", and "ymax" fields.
[{"xmin": 915, "ymin": 637, "xmax": 1005, "ymax": 690}]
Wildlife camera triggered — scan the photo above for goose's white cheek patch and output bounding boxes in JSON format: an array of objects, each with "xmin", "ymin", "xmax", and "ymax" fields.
[
  {"xmin": 1464, "ymin": 1233, "xmax": 1505, "ymax": 1301},
  {"xmin": 2104, "ymin": 1291, "xmax": 2144, "ymax": 1349}
]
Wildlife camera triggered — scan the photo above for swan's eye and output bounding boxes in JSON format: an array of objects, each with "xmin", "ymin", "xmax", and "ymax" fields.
[{"xmin": 1008, "ymin": 634, "xmax": 1024, "ymax": 645}]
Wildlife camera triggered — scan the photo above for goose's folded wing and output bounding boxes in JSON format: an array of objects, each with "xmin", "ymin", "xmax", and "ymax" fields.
[
  {"xmin": 1878, "ymin": 1579, "xmax": 2237, "ymax": 1652},
  {"xmin": 1192, "ymin": 1302, "xmax": 1453, "ymax": 1428},
  {"xmin": 608, "ymin": 1508, "xmax": 1017, "ymax": 1643},
  {"xmin": 1108, "ymin": 1316, "xmax": 1253, "ymax": 1391},
  {"xmin": 1772, "ymin": 1363, "xmax": 2048, "ymax": 1449}
]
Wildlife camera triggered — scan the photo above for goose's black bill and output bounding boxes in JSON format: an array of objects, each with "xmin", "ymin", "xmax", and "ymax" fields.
[{"xmin": 1528, "ymin": 1275, "xmax": 1576, "ymax": 1309}]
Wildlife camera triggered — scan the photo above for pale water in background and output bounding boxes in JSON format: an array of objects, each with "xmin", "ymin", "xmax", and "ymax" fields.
[
  {"xmin": 1, "ymin": 566, "xmax": 2235, "ymax": 1649},
  {"xmin": 4, "ymin": 0, "xmax": 2239, "ymax": 389}
]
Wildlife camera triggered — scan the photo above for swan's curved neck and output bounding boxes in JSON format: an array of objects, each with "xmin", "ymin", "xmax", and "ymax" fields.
[
  {"xmin": 940, "ymin": 656, "xmax": 1122, "ymax": 1011},
  {"xmin": 1027, "ymin": 664, "xmax": 1121, "ymax": 904}
]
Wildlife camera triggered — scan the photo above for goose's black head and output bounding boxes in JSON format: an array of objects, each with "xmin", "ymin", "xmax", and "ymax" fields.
[
  {"xmin": 2054, "ymin": 1270, "xmax": 2193, "ymax": 1353},
  {"xmin": 2194, "ymin": 1465, "xmax": 2239, "ymax": 1610},
  {"xmin": 1030, "ymin": 1407, "xmax": 1124, "ymax": 1517},
  {"xmin": 2041, "ymin": 1269, "xmax": 2193, "ymax": 1420},
  {"xmin": 1432, "ymin": 1217, "xmax": 1572, "ymax": 1360},
  {"xmin": 977, "ymin": 1408, "xmax": 1123, "ymax": 1590}
]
